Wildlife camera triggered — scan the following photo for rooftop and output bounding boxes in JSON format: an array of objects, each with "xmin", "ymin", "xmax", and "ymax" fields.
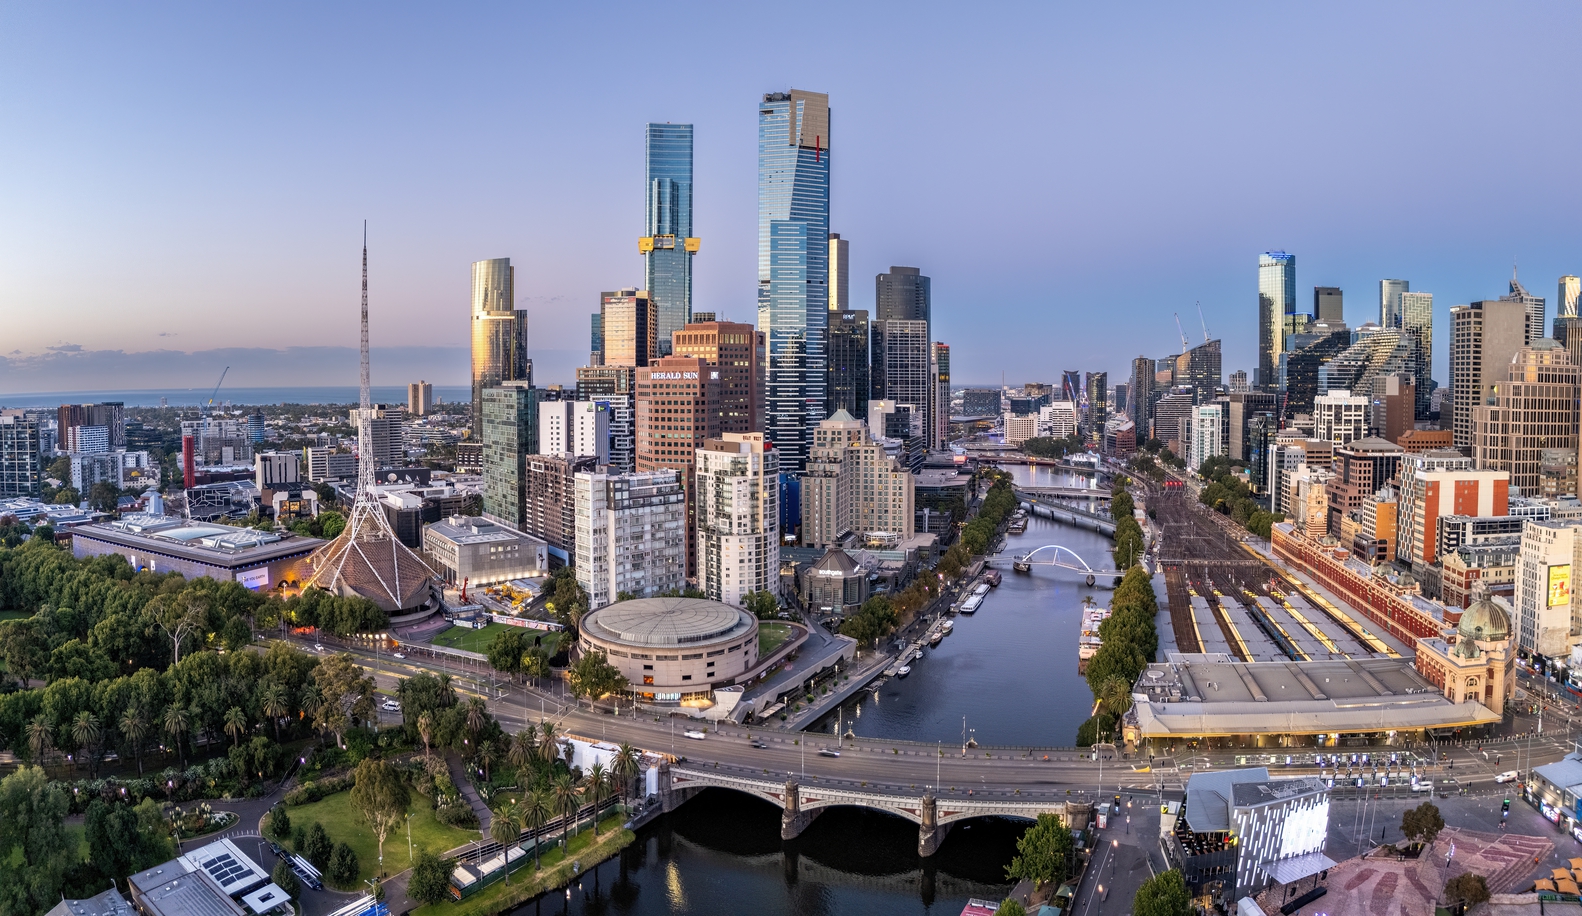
[
  {"xmin": 582, "ymin": 597, "xmax": 754, "ymax": 647},
  {"xmin": 75, "ymin": 516, "xmax": 323, "ymax": 567},
  {"xmin": 425, "ymin": 515, "xmax": 544, "ymax": 547}
]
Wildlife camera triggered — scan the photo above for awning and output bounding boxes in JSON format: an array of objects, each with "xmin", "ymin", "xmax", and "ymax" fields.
[{"xmin": 1263, "ymin": 852, "xmax": 1339, "ymax": 885}]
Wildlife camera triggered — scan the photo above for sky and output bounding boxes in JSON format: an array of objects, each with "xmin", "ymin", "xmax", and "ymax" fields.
[{"xmin": 3, "ymin": 2, "xmax": 1581, "ymax": 395}]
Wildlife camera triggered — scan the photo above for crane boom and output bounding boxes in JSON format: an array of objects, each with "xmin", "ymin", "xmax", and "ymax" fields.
[
  {"xmin": 198, "ymin": 366, "xmax": 229, "ymax": 456},
  {"xmin": 206, "ymin": 367, "xmax": 229, "ymax": 412},
  {"xmin": 1173, "ymin": 313, "xmax": 1190, "ymax": 352},
  {"xmin": 1196, "ymin": 301, "xmax": 1211, "ymax": 343}
]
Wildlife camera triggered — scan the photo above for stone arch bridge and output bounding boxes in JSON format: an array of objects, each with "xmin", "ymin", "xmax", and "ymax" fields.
[{"xmin": 662, "ymin": 765, "xmax": 1073, "ymax": 857}]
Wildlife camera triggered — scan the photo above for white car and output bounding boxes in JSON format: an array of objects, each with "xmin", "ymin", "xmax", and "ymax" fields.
[
  {"xmin": 382, "ymin": 700, "xmax": 401, "ymax": 711},
  {"xmin": 1495, "ymin": 770, "xmax": 1519, "ymax": 784},
  {"xmin": 392, "ymin": 653, "xmax": 405, "ymax": 660},
  {"xmin": 314, "ymin": 644, "xmax": 324, "ymax": 652},
  {"xmin": 682, "ymin": 729, "xmax": 707, "ymax": 740}
]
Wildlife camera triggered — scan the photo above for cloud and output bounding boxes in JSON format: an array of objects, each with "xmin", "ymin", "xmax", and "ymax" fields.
[{"xmin": 46, "ymin": 343, "xmax": 83, "ymax": 352}]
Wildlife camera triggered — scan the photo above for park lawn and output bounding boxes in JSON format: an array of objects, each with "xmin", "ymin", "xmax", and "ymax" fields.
[
  {"xmin": 287, "ymin": 790, "xmax": 479, "ymax": 887},
  {"xmin": 431, "ymin": 622, "xmax": 561, "ymax": 658},
  {"xmin": 758, "ymin": 622, "xmax": 793, "ymax": 657},
  {"xmin": 63, "ymin": 824, "xmax": 89, "ymax": 861},
  {"xmin": 410, "ymin": 815, "xmax": 631, "ymax": 916}
]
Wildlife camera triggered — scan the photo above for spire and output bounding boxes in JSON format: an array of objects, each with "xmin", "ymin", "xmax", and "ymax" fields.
[{"xmin": 359, "ymin": 221, "xmax": 373, "ymax": 495}]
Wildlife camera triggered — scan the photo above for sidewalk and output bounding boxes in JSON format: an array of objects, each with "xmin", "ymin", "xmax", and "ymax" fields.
[{"xmin": 446, "ymin": 752, "xmax": 492, "ymax": 832}]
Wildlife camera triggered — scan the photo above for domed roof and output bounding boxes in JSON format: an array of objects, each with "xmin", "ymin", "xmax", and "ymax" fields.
[{"xmin": 1457, "ymin": 583, "xmax": 1510, "ymax": 644}]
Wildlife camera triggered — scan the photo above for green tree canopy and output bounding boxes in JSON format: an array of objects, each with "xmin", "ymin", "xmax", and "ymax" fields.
[
  {"xmin": 568, "ymin": 649, "xmax": 628, "ymax": 701},
  {"xmin": 0, "ymin": 766, "xmax": 74, "ymax": 916},
  {"xmin": 350, "ymin": 758, "xmax": 410, "ymax": 871},
  {"xmin": 1004, "ymin": 813, "xmax": 1075, "ymax": 889},
  {"xmin": 407, "ymin": 850, "xmax": 454, "ymax": 905},
  {"xmin": 1401, "ymin": 801, "xmax": 1445, "ymax": 848},
  {"xmin": 1444, "ymin": 873, "xmax": 1490, "ymax": 907},
  {"xmin": 1133, "ymin": 868, "xmax": 1192, "ymax": 916}
]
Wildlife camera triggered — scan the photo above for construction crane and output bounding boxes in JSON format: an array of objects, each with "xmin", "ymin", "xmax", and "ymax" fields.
[
  {"xmin": 1196, "ymin": 301, "xmax": 1211, "ymax": 343},
  {"xmin": 198, "ymin": 367, "xmax": 229, "ymax": 456},
  {"xmin": 1173, "ymin": 313, "xmax": 1191, "ymax": 352}
]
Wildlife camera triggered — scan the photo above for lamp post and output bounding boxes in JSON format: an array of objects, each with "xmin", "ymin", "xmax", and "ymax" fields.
[{"xmin": 407, "ymin": 813, "xmax": 414, "ymax": 866}]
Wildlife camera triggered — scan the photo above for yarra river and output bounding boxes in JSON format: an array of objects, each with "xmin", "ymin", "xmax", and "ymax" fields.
[{"xmin": 506, "ymin": 466, "xmax": 1124, "ymax": 915}]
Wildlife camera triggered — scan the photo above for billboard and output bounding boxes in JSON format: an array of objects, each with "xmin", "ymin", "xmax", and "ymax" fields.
[{"xmin": 1549, "ymin": 565, "xmax": 1572, "ymax": 608}]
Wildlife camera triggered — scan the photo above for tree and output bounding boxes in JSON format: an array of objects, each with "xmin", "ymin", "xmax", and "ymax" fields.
[
  {"xmin": 85, "ymin": 797, "xmax": 172, "ymax": 883},
  {"xmin": 586, "ymin": 762, "xmax": 609, "ymax": 836},
  {"xmin": 1004, "ymin": 813, "xmax": 1075, "ymax": 890},
  {"xmin": 312, "ymin": 653, "xmax": 376, "ymax": 748},
  {"xmin": 349, "ymin": 758, "xmax": 409, "ymax": 873},
  {"xmin": 417, "ymin": 712, "xmax": 434, "ymax": 760},
  {"xmin": 465, "ymin": 697, "xmax": 487, "ymax": 742},
  {"xmin": 318, "ymin": 511, "xmax": 346, "ymax": 540},
  {"xmin": 1133, "ymin": 869, "xmax": 1192, "ymax": 916},
  {"xmin": 553, "ymin": 773, "xmax": 581, "ymax": 850},
  {"xmin": 328, "ymin": 842, "xmax": 360, "ymax": 887},
  {"xmin": 508, "ymin": 730, "xmax": 536, "ymax": 778},
  {"xmin": 1401, "ymin": 801, "xmax": 1445, "ymax": 848},
  {"xmin": 70, "ymin": 710, "xmax": 101, "ymax": 776},
  {"xmin": 260, "ymin": 682, "xmax": 289, "ymax": 742},
  {"xmin": 304, "ymin": 822, "xmax": 334, "ymax": 870},
  {"xmin": 997, "ymin": 902, "xmax": 1027, "ymax": 916},
  {"xmin": 537, "ymin": 721, "xmax": 561, "ymax": 764},
  {"xmin": 489, "ymin": 806, "xmax": 521, "ymax": 884},
  {"xmin": 52, "ymin": 486, "xmax": 80, "ymax": 506},
  {"xmin": 744, "ymin": 590, "xmax": 780, "ymax": 620},
  {"xmin": 487, "ymin": 628, "xmax": 531, "ymax": 679},
  {"xmin": 568, "ymin": 649, "xmax": 628, "ymax": 702},
  {"xmin": 267, "ymin": 804, "xmax": 291, "ymax": 840},
  {"xmin": 46, "ymin": 456, "xmax": 72, "ymax": 483},
  {"xmin": 271, "ymin": 859, "xmax": 301, "ymax": 899},
  {"xmin": 0, "ymin": 767, "xmax": 73, "ymax": 916},
  {"xmin": 119, "ymin": 705, "xmax": 149, "ymax": 776},
  {"xmin": 25, "ymin": 715, "xmax": 54, "ymax": 766},
  {"xmin": 1444, "ymin": 873, "xmax": 1490, "ymax": 908},
  {"xmin": 407, "ymin": 850, "xmax": 454, "ymax": 904},
  {"xmin": 519, "ymin": 789, "xmax": 552, "ymax": 869},
  {"xmin": 0, "ymin": 621, "xmax": 49, "ymax": 687},
  {"xmin": 612, "ymin": 742, "xmax": 640, "ymax": 804},
  {"xmin": 224, "ymin": 706, "xmax": 247, "ymax": 748},
  {"xmin": 87, "ymin": 481, "xmax": 122, "ymax": 514},
  {"xmin": 162, "ymin": 702, "xmax": 191, "ymax": 768}
]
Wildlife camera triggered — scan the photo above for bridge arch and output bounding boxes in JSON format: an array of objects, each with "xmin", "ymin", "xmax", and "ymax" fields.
[{"xmin": 1016, "ymin": 543, "xmax": 1101, "ymax": 572}]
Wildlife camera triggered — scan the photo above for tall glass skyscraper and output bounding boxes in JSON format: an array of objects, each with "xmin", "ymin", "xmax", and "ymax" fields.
[
  {"xmin": 1258, "ymin": 251, "xmax": 1296, "ymax": 393},
  {"xmin": 642, "ymin": 123, "xmax": 696, "ymax": 356},
  {"xmin": 758, "ymin": 89, "xmax": 831, "ymax": 473},
  {"xmin": 1399, "ymin": 291, "xmax": 1434, "ymax": 419},
  {"xmin": 470, "ymin": 258, "xmax": 528, "ymax": 439}
]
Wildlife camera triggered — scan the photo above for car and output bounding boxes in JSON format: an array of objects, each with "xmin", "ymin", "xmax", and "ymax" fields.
[
  {"xmin": 818, "ymin": 748, "xmax": 841, "ymax": 758},
  {"xmin": 313, "ymin": 644, "xmax": 324, "ymax": 652},
  {"xmin": 682, "ymin": 729, "xmax": 707, "ymax": 740},
  {"xmin": 392, "ymin": 652, "xmax": 405, "ymax": 660},
  {"xmin": 750, "ymin": 738, "xmax": 768, "ymax": 749},
  {"xmin": 1412, "ymin": 780, "xmax": 1433, "ymax": 792},
  {"xmin": 1495, "ymin": 770, "xmax": 1519, "ymax": 784}
]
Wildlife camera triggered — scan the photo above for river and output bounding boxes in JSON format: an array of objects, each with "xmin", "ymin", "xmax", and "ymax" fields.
[{"xmin": 499, "ymin": 466, "xmax": 1115, "ymax": 915}]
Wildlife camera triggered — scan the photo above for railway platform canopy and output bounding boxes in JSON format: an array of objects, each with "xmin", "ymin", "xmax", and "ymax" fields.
[{"xmin": 1125, "ymin": 653, "xmax": 1500, "ymax": 747}]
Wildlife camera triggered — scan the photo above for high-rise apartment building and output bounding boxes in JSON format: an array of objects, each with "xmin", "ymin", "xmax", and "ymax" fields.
[
  {"xmin": 932, "ymin": 343, "xmax": 951, "ymax": 448},
  {"xmin": 758, "ymin": 89, "xmax": 831, "ymax": 473},
  {"xmin": 1398, "ymin": 291, "xmax": 1434, "ymax": 419},
  {"xmin": 1314, "ymin": 287, "xmax": 1344, "ymax": 323},
  {"xmin": 574, "ymin": 468, "xmax": 687, "ymax": 610},
  {"xmin": 1130, "ymin": 356, "xmax": 1156, "ymax": 442},
  {"xmin": 351, "ymin": 405, "xmax": 406, "ymax": 467},
  {"xmin": 58, "ymin": 402, "xmax": 125, "ymax": 451},
  {"xmin": 538, "ymin": 401, "xmax": 611, "ymax": 462},
  {"xmin": 0, "ymin": 412, "xmax": 42, "ymax": 497},
  {"xmin": 641, "ymin": 123, "xmax": 697, "ymax": 356},
  {"xmin": 1472, "ymin": 341, "xmax": 1581, "ymax": 497},
  {"xmin": 1085, "ymin": 372, "xmax": 1108, "ymax": 442},
  {"xmin": 481, "ymin": 383, "xmax": 539, "ymax": 528},
  {"xmin": 637, "ymin": 355, "xmax": 720, "ymax": 578},
  {"xmin": 828, "ymin": 233, "xmax": 849, "ymax": 311},
  {"xmin": 1379, "ymin": 279, "xmax": 1409, "ymax": 328},
  {"xmin": 1225, "ymin": 391, "xmax": 1278, "ymax": 462},
  {"xmin": 522, "ymin": 454, "xmax": 598, "ymax": 563},
  {"xmin": 1396, "ymin": 449, "xmax": 1509, "ymax": 571},
  {"xmin": 1258, "ymin": 251, "xmax": 1297, "ymax": 392},
  {"xmin": 600, "ymin": 288, "xmax": 656, "ymax": 368},
  {"xmin": 1503, "ymin": 272, "xmax": 1546, "ymax": 346},
  {"xmin": 800, "ymin": 411, "xmax": 914, "ymax": 547},
  {"xmin": 1561, "ymin": 276, "xmax": 1581, "ymax": 320},
  {"xmin": 407, "ymin": 381, "xmax": 433, "ymax": 416},
  {"xmin": 672, "ymin": 319, "xmax": 763, "ymax": 434},
  {"xmin": 1061, "ymin": 370, "xmax": 1082, "ymax": 404},
  {"xmin": 825, "ymin": 309, "xmax": 870, "ymax": 421},
  {"xmin": 1312, "ymin": 390, "xmax": 1368, "ymax": 447},
  {"xmin": 1189, "ymin": 404, "xmax": 1223, "ymax": 471},
  {"xmin": 1229, "ymin": 370, "xmax": 1249, "ymax": 392},
  {"xmin": 1513, "ymin": 520, "xmax": 1582, "ymax": 658},
  {"xmin": 1174, "ymin": 340, "xmax": 1223, "ymax": 404},
  {"xmin": 576, "ymin": 366, "xmax": 636, "ymax": 473},
  {"xmin": 470, "ymin": 258, "xmax": 528, "ymax": 439},
  {"xmin": 1450, "ymin": 299, "xmax": 1529, "ymax": 450},
  {"xmin": 696, "ymin": 433, "xmax": 780, "ymax": 607}
]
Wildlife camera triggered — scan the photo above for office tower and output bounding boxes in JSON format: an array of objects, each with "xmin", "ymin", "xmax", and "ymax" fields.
[
  {"xmin": 829, "ymin": 233, "xmax": 849, "ymax": 310},
  {"xmin": 1312, "ymin": 390, "xmax": 1368, "ymax": 447},
  {"xmin": 932, "ymin": 343, "xmax": 951, "ymax": 448},
  {"xmin": 1502, "ymin": 271, "xmax": 1546, "ymax": 345},
  {"xmin": 696, "ymin": 433, "xmax": 780, "ymax": 606},
  {"xmin": 576, "ymin": 365, "xmax": 636, "ymax": 472},
  {"xmin": 637, "ymin": 355, "xmax": 720, "ymax": 577},
  {"xmin": 1113, "ymin": 383, "xmax": 1129, "ymax": 415},
  {"xmin": 1324, "ymin": 439, "xmax": 1405, "ymax": 538},
  {"xmin": 0, "ymin": 412, "xmax": 42, "ymax": 497},
  {"xmin": 1175, "ymin": 340, "xmax": 1222, "ymax": 403},
  {"xmin": 962, "ymin": 388, "xmax": 1001, "ymax": 417},
  {"xmin": 1395, "ymin": 449, "xmax": 1509, "ymax": 571},
  {"xmin": 1561, "ymin": 276, "xmax": 1581, "ymax": 320},
  {"xmin": 870, "ymin": 319, "xmax": 932, "ymax": 413},
  {"xmin": 304, "ymin": 446, "xmax": 356, "ymax": 482},
  {"xmin": 867, "ymin": 400, "xmax": 926, "ymax": 472},
  {"xmin": 758, "ymin": 89, "xmax": 831, "ymax": 474},
  {"xmin": 538, "ymin": 401, "xmax": 611, "ymax": 463},
  {"xmin": 246, "ymin": 412, "xmax": 265, "ymax": 443},
  {"xmin": 1397, "ymin": 291, "xmax": 1434, "ymax": 419},
  {"xmin": 1314, "ymin": 287, "xmax": 1344, "ymax": 323},
  {"xmin": 1449, "ymin": 299, "xmax": 1529, "ymax": 450},
  {"xmin": 1130, "ymin": 356, "xmax": 1156, "ymax": 442},
  {"xmin": 1229, "ymin": 370, "xmax": 1249, "ymax": 392},
  {"xmin": 1152, "ymin": 386, "xmax": 1196, "ymax": 450},
  {"xmin": 1039, "ymin": 401, "xmax": 1079, "ymax": 438},
  {"xmin": 574, "ymin": 468, "xmax": 687, "ymax": 610},
  {"xmin": 1225, "ymin": 392, "xmax": 1278, "ymax": 461},
  {"xmin": 407, "ymin": 381, "xmax": 433, "ymax": 416},
  {"xmin": 589, "ymin": 313, "xmax": 603, "ymax": 365},
  {"xmin": 1246, "ymin": 413, "xmax": 1278, "ymax": 494},
  {"xmin": 600, "ymin": 288, "xmax": 656, "ymax": 367},
  {"xmin": 1258, "ymin": 251, "xmax": 1297, "ymax": 392},
  {"xmin": 523, "ymin": 454, "xmax": 598, "ymax": 562},
  {"xmin": 481, "ymin": 383, "xmax": 539, "ymax": 527},
  {"xmin": 1472, "ymin": 341, "xmax": 1581, "ymax": 496},
  {"xmin": 350, "ymin": 404, "xmax": 406, "ymax": 467},
  {"xmin": 1189, "ymin": 404, "xmax": 1223, "ymax": 470},
  {"xmin": 641, "ymin": 123, "xmax": 697, "ymax": 356},
  {"xmin": 801, "ymin": 411, "xmax": 915, "ymax": 547},
  {"xmin": 1085, "ymin": 372, "xmax": 1108, "ymax": 441},
  {"xmin": 1279, "ymin": 319, "xmax": 1350, "ymax": 417},
  {"xmin": 1061, "ymin": 370, "xmax": 1081, "ymax": 404},
  {"xmin": 470, "ymin": 258, "xmax": 528, "ymax": 439},
  {"xmin": 1320, "ymin": 327, "xmax": 1416, "ymax": 424},
  {"xmin": 1379, "ymin": 279, "xmax": 1409, "ymax": 328},
  {"xmin": 825, "ymin": 309, "xmax": 870, "ymax": 420},
  {"xmin": 673, "ymin": 318, "xmax": 764, "ymax": 433},
  {"xmin": 1553, "ymin": 316, "xmax": 1582, "ymax": 371},
  {"xmin": 1369, "ymin": 374, "xmax": 1416, "ymax": 444},
  {"xmin": 875, "ymin": 266, "xmax": 930, "ymax": 323}
]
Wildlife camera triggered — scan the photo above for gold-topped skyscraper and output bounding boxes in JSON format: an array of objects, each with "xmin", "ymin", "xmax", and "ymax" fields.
[{"xmin": 470, "ymin": 258, "xmax": 529, "ymax": 439}]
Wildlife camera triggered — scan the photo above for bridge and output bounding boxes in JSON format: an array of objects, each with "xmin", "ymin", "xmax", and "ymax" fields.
[
  {"xmin": 1003, "ymin": 543, "xmax": 1125, "ymax": 584},
  {"xmin": 1014, "ymin": 490, "xmax": 1116, "ymax": 535},
  {"xmin": 662, "ymin": 765, "xmax": 1070, "ymax": 856},
  {"xmin": 1017, "ymin": 485, "xmax": 1112, "ymax": 500}
]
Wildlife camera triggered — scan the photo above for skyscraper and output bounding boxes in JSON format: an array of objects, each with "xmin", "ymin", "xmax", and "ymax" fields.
[
  {"xmin": 1449, "ymin": 299, "xmax": 1529, "ymax": 450},
  {"xmin": 1085, "ymin": 372, "xmax": 1108, "ymax": 441},
  {"xmin": 636, "ymin": 355, "xmax": 720, "ymax": 578},
  {"xmin": 1061, "ymin": 371, "xmax": 1081, "ymax": 404},
  {"xmin": 829, "ymin": 233, "xmax": 849, "ymax": 311},
  {"xmin": 696, "ymin": 433, "xmax": 780, "ymax": 606},
  {"xmin": 1258, "ymin": 252, "xmax": 1297, "ymax": 392},
  {"xmin": 876, "ymin": 267, "xmax": 930, "ymax": 323},
  {"xmin": 870, "ymin": 319, "xmax": 931, "ymax": 422},
  {"xmin": 672, "ymin": 319, "xmax": 764, "ymax": 434},
  {"xmin": 1502, "ymin": 271, "xmax": 1546, "ymax": 346},
  {"xmin": 470, "ymin": 258, "xmax": 528, "ymax": 440},
  {"xmin": 1398, "ymin": 291, "xmax": 1434, "ymax": 418},
  {"xmin": 481, "ymin": 382, "xmax": 539, "ymax": 528},
  {"xmin": 642, "ymin": 123, "xmax": 697, "ymax": 356},
  {"xmin": 932, "ymin": 342, "xmax": 951, "ymax": 448},
  {"xmin": 758, "ymin": 89, "xmax": 831, "ymax": 474},
  {"xmin": 1379, "ymin": 279, "xmax": 1409, "ymax": 328},
  {"xmin": 0, "ymin": 412, "xmax": 42, "ymax": 498},
  {"xmin": 1472, "ymin": 340, "xmax": 1580, "ymax": 497},
  {"xmin": 589, "ymin": 313, "xmax": 603, "ymax": 365},
  {"xmin": 1314, "ymin": 287, "xmax": 1343, "ymax": 323},
  {"xmin": 407, "ymin": 381, "xmax": 433, "ymax": 416},
  {"xmin": 576, "ymin": 365, "xmax": 637, "ymax": 473},
  {"xmin": 825, "ymin": 309, "xmax": 870, "ymax": 420},
  {"xmin": 1129, "ymin": 356, "xmax": 1156, "ymax": 441},
  {"xmin": 1561, "ymin": 275, "xmax": 1580, "ymax": 320},
  {"xmin": 600, "ymin": 288, "xmax": 656, "ymax": 368}
]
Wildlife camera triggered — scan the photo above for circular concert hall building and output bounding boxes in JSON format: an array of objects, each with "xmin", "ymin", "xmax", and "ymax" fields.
[{"xmin": 578, "ymin": 596, "xmax": 759, "ymax": 702}]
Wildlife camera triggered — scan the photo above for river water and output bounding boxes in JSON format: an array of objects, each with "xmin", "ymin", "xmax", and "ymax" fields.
[{"xmin": 503, "ymin": 466, "xmax": 1114, "ymax": 915}]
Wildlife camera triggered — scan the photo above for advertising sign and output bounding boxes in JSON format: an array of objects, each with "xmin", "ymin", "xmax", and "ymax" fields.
[
  {"xmin": 235, "ymin": 568, "xmax": 270, "ymax": 590},
  {"xmin": 1549, "ymin": 565, "xmax": 1572, "ymax": 608}
]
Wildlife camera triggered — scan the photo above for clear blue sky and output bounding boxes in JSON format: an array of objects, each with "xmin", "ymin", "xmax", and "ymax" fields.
[{"xmin": 3, "ymin": 2, "xmax": 1580, "ymax": 394}]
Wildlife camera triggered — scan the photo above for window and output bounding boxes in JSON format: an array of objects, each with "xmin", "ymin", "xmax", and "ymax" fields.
[
  {"xmin": 643, "ymin": 664, "xmax": 654, "ymax": 671},
  {"xmin": 682, "ymin": 675, "xmax": 692, "ymax": 681}
]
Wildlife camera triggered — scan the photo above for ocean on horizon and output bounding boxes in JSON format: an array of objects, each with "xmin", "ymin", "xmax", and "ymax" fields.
[{"xmin": 0, "ymin": 386, "xmax": 473, "ymax": 409}]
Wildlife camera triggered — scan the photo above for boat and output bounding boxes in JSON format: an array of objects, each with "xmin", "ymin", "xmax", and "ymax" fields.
[
  {"xmin": 895, "ymin": 665, "xmax": 911, "ymax": 678},
  {"xmin": 940, "ymin": 620, "xmax": 954, "ymax": 635},
  {"xmin": 1013, "ymin": 557, "xmax": 1031, "ymax": 573},
  {"xmin": 929, "ymin": 630, "xmax": 943, "ymax": 647},
  {"xmin": 973, "ymin": 583, "xmax": 990, "ymax": 597},
  {"xmin": 1077, "ymin": 603, "xmax": 1112, "ymax": 673},
  {"xmin": 985, "ymin": 570, "xmax": 1002, "ymax": 587},
  {"xmin": 960, "ymin": 594, "xmax": 984, "ymax": 615}
]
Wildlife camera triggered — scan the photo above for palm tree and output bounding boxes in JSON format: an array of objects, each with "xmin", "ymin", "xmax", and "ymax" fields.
[
  {"xmin": 72, "ymin": 711, "xmax": 101, "ymax": 776},
  {"xmin": 478, "ymin": 739, "xmax": 497, "ymax": 782},
  {"xmin": 488, "ymin": 805, "xmax": 521, "ymax": 885},
  {"xmin": 465, "ymin": 698, "xmax": 486, "ymax": 743},
  {"xmin": 224, "ymin": 706, "xmax": 247, "ymax": 748},
  {"xmin": 417, "ymin": 712, "xmax": 434, "ymax": 760},
  {"xmin": 507, "ymin": 730, "xmax": 535, "ymax": 778},
  {"xmin": 538, "ymin": 721, "xmax": 560, "ymax": 765},
  {"xmin": 27, "ymin": 714, "xmax": 54, "ymax": 766},
  {"xmin": 552, "ymin": 773, "xmax": 580, "ymax": 851},
  {"xmin": 611, "ymin": 742, "xmax": 640, "ymax": 805},
  {"xmin": 260, "ymin": 682, "xmax": 289, "ymax": 742},
  {"xmin": 163, "ymin": 703, "xmax": 191, "ymax": 768},
  {"xmin": 120, "ymin": 706, "xmax": 148, "ymax": 776},
  {"xmin": 438, "ymin": 673, "xmax": 456, "ymax": 707},
  {"xmin": 519, "ymin": 789, "xmax": 552, "ymax": 870},
  {"xmin": 585, "ymin": 762, "xmax": 608, "ymax": 837}
]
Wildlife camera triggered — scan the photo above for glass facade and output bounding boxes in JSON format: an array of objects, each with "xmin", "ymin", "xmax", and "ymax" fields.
[
  {"xmin": 470, "ymin": 258, "xmax": 528, "ymax": 439},
  {"xmin": 1258, "ymin": 251, "xmax": 1297, "ymax": 393},
  {"xmin": 1399, "ymin": 291, "xmax": 1434, "ymax": 419},
  {"xmin": 481, "ymin": 383, "xmax": 539, "ymax": 527},
  {"xmin": 644, "ymin": 123, "xmax": 695, "ymax": 356},
  {"xmin": 758, "ymin": 90, "xmax": 830, "ymax": 473},
  {"xmin": 0, "ymin": 414, "xmax": 42, "ymax": 498}
]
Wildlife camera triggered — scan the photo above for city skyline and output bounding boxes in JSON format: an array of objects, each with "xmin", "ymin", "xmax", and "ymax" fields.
[{"xmin": 6, "ymin": 4, "xmax": 1582, "ymax": 396}]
